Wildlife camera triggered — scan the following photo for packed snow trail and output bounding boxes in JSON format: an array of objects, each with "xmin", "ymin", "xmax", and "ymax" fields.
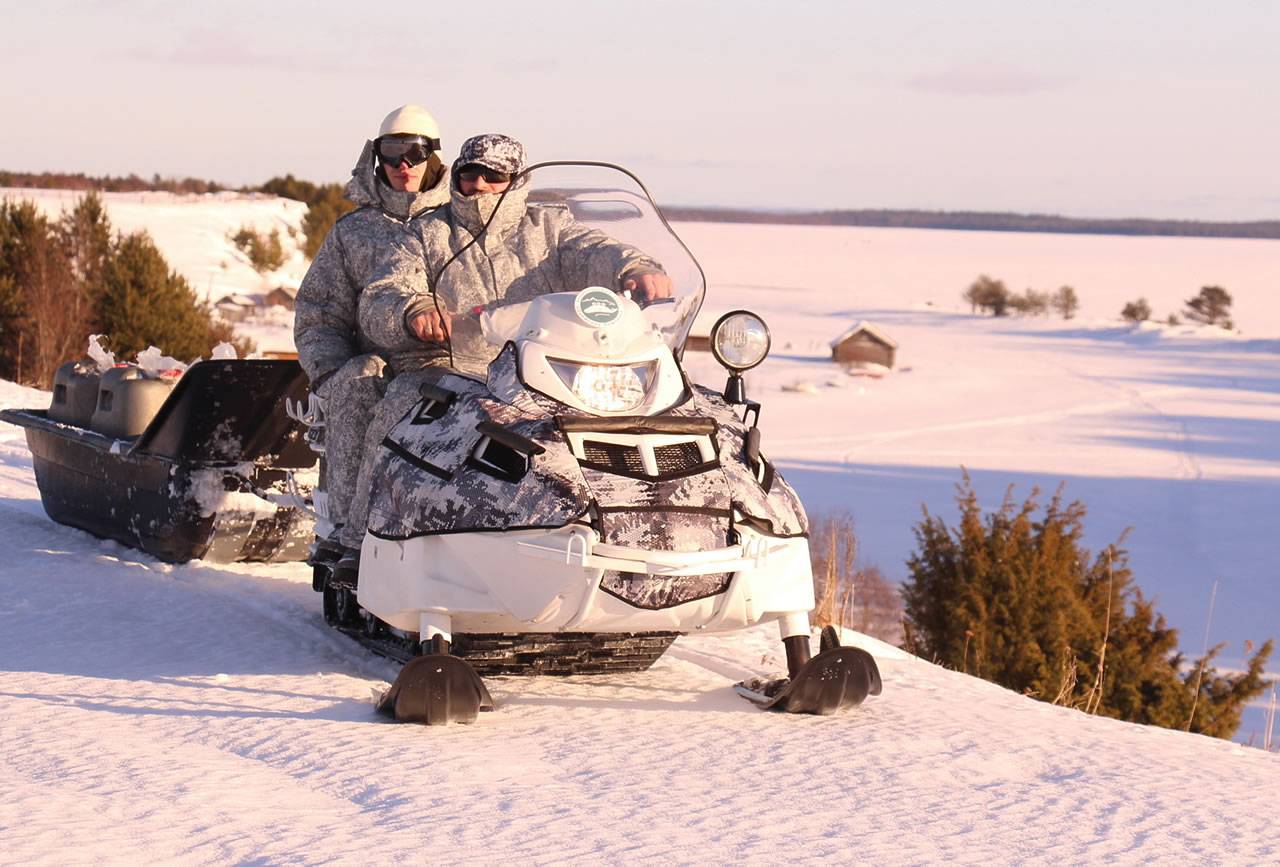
[{"xmin": 2, "ymin": 458, "xmax": 1277, "ymax": 862}]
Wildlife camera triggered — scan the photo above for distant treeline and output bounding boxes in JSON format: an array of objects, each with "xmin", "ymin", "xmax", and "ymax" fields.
[
  {"xmin": 0, "ymin": 170, "xmax": 227, "ymax": 195},
  {"xmin": 0, "ymin": 170, "xmax": 352, "ymax": 260},
  {"xmin": 6, "ymin": 169, "xmax": 1277, "ymax": 241},
  {"xmin": 664, "ymin": 207, "xmax": 1280, "ymax": 241}
]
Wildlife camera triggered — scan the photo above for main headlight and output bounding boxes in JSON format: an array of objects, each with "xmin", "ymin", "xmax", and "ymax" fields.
[{"xmin": 549, "ymin": 359, "xmax": 657, "ymax": 413}]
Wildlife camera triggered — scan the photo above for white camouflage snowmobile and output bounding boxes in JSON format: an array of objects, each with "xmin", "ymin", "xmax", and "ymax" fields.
[{"xmin": 304, "ymin": 162, "xmax": 882, "ymax": 724}]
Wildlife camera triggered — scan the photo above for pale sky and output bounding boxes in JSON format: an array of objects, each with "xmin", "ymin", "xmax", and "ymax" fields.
[{"xmin": 2, "ymin": 0, "xmax": 1277, "ymax": 220}]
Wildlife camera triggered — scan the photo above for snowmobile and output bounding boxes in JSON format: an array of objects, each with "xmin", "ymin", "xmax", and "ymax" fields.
[
  {"xmin": 0, "ymin": 358, "xmax": 316, "ymax": 563},
  {"xmin": 304, "ymin": 162, "xmax": 882, "ymax": 724}
]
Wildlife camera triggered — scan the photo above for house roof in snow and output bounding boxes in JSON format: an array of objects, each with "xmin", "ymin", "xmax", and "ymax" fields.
[{"xmin": 830, "ymin": 320, "xmax": 898, "ymax": 350}]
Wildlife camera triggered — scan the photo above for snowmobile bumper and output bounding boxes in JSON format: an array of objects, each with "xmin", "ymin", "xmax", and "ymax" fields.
[{"xmin": 358, "ymin": 523, "xmax": 814, "ymax": 636}]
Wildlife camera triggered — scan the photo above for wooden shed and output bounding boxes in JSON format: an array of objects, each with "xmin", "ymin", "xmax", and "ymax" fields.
[
  {"xmin": 214, "ymin": 293, "xmax": 259, "ymax": 323},
  {"xmin": 830, "ymin": 321, "xmax": 897, "ymax": 369},
  {"xmin": 266, "ymin": 285, "xmax": 298, "ymax": 310}
]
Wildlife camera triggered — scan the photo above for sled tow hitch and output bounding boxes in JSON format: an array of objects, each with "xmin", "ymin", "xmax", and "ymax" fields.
[
  {"xmin": 735, "ymin": 626, "xmax": 882, "ymax": 715},
  {"xmin": 375, "ymin": 636, "xmax": 495, "ymax": 725}
]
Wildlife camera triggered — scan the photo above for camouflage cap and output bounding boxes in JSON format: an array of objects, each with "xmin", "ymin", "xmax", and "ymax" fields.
[{"xmin": 454, "ymin": 133, "xmax": 527, "ymax": 177}]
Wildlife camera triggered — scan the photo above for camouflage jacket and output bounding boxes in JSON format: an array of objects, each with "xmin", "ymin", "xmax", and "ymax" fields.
[
  {"xmin": 293, "ymin": 140, "xmax": 450, "ymax": 387},
  {"xmin": 358, "ymin": 181, "xmax": 661, "ymax": 378}
]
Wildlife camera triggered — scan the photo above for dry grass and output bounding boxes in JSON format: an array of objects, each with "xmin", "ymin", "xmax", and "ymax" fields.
[{"xmin": 809, "ymin": 512, "xmax": 903, "ymax": 644}]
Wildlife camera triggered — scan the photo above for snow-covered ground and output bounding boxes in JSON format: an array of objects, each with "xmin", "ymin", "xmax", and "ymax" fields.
[{"xmin": 2, "ymin": 205, "xmax": 1279, "ymax": 862}]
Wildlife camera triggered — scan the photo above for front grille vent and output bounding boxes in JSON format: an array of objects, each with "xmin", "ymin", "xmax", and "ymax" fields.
[
  {"xmin": 583, "ymin": 440, "xmax": 646, "ymax": 474},
  {"xmin": 653, "ymin": 441, "xmax": 704, "ymax": 474},
  {"xmin": 570, "ymin": 431, "xmax": 717, "ymax": 479}
]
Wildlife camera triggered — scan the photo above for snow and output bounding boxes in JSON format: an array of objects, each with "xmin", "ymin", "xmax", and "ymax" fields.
[{"xmin": 2, "ymin": 211, "xmax": 1280, "ymax": 862}]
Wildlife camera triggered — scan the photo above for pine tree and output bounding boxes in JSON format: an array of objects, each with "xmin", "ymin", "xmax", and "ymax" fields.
[
  {"xmin": 0, "ymin": 203, "xmax": 28, "ymax": 380},
  {"xmin": 901, "ymin": 473, "xmax": 1273, "ymax": 737},
  {"xmin": 97, "ymin": 231, "xmax": 247, "ymax": 362},
  {"xmin": 0, "ymin": 200, "xmax": 88, "ymax": 385},
  {"xmin": 60, "ymin": 192, "xmax": 114, "ymax": 295},
  {"xmin": 0, "ymin": 271, "xmax": 23, "ymax": 381},
  {"xmin": 301, "ymin": 185, "xmax": 356, "ymax": 259},
  {"xmin": 256, "ymin": 175, "xmax": 355, "ymax": 260},
  {"xmin": 1184, "ymin": 286, "xmax": 1233, "ymax": 327}
]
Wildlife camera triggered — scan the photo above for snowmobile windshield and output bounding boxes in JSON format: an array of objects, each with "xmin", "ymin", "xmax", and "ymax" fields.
[{"xmin": 430, "ymin": 161, "xmax": 706, "ymax": 378}]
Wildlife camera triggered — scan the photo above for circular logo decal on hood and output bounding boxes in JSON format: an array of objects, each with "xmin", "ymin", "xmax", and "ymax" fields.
[{"xmin": 574, "ymin": 287, "xmax": 622, "ymax": 326}]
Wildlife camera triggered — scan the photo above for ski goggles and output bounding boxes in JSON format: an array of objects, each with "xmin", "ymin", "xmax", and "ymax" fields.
[
  {"xmin": 457, "ymin": 165, "xmax": 513, "ymax": 184},
  {"xmin": 375, "ymin": 136, "xmax": 440, "ymax": 168}
]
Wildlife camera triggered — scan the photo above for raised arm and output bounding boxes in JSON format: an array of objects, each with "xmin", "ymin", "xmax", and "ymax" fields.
[{"xmin": 549, "ymin": 209, "xmax": 672, "ymax": 301}]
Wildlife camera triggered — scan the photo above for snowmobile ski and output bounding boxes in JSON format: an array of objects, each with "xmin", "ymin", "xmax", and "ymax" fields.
[
  {"xmin": 735, "ymin": 627, "xmax": 882, "ymax": 715},
  {"xmin": 375, "ymin": 645, "xmax": 495, "ymax": 726}
]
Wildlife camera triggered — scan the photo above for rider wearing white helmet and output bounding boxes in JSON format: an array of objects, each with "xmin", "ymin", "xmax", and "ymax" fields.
[{"xmin": 294, "ymin": 104, "xmax": 450, "ymax": 563}]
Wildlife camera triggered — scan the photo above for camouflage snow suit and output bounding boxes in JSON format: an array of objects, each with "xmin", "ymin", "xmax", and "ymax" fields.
[
  {"xmin": 338, "ymin": 179, "xmax": 661, "ymax": 548},
  {"xmin": 293, "ymin": 140, "xmax": 449, "ymax": 525}
]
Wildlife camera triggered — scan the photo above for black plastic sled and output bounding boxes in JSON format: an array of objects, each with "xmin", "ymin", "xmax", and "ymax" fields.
[{"xmin": 0, "ymin": 359, "xmax": 316, "ymax": 563}]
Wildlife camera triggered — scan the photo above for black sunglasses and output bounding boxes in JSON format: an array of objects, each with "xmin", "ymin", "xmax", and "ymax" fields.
[
  {"xmin": 457, "ymin": 165, "xmax": 513, "ymax": 184},
  {"xmin": 375, "ymin": 136, "xmax": 439, "ymax": 168}
]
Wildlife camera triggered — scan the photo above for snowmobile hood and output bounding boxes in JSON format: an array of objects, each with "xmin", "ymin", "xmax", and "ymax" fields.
[
  {"xmin": 346, "ymin": 140, "xmax": 450, "ymax": 221},
  {"xmin": 366, "ymin": 345, "xmax": 809, "ymax": 543}
]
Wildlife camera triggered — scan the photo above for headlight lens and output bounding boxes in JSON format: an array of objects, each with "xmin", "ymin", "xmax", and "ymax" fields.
[
  {"xmin": 711, "ymin": 311, "xmax": 770, "ymax": 371},
  {"xmin": 550, "ymin": 359, "xmax": 656, "ymax": 413}
]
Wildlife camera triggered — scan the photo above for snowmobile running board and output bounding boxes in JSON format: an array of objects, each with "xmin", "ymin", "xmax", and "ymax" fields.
[{"xmin": 734, "ymin": 627, "xmax": 883, "ymax": 715}]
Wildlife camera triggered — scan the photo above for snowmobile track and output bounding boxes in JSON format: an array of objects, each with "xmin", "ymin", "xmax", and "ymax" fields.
[
  {"xmin": 450, "ymin": 631, "xmax": 679, "ymax": 676},
  {"xmin": 323, "ymin": 583, "xmax": 678, "ymax": 674},
  {"xmin": 328, "ymin": 612, "xmax": 678, "ymax": 675}
]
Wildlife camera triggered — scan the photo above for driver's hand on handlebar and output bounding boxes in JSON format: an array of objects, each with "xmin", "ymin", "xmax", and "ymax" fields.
[
  {"xmin": 408, "ymin": 308, "xmax": 452, "ymax": 343},
  {"xmin": 622, "ymin": 271, "xmax": 674, "ymax": 302}
]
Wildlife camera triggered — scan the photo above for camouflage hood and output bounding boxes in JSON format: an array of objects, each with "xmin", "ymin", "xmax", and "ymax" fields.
[
  {"xmin": 345, "ymin": 140, "xmax": 450, "ymax": 221},
  {"xmin": 447, "ymin": 181, "xmax": 530, "ymax": 240}
]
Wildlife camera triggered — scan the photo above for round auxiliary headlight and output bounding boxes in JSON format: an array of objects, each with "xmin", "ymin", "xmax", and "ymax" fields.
[{"xmin": 710, "ymin": 310, "xmax": 771, "ymax": 372}]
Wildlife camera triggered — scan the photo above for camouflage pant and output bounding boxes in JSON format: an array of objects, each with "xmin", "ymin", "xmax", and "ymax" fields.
[
  {"xmin": 320, "ymin": 354, "xmax": 387, "ymax": 527},
  {"xmin": 340, "ymin": 364, "xmax": 448, "ymax": 549}
]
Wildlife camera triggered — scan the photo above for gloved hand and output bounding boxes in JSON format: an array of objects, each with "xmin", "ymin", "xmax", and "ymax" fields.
[{"xmin": 622, "ymin": 270, "xmax": 674, "ymax": 302}]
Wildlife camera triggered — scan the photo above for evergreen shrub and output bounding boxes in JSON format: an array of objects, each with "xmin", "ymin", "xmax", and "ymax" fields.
[{"xmin": 901, "ymin": 473, "xmax": 1272, "ymax": 738}]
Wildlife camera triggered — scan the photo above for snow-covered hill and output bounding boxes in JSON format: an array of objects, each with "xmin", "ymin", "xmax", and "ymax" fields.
[
  {"xmin": 0, "ymin": 387, "xmax": 1275, "ymax": 861},
  {"xmin": 2, "ymin": 203, "xmax": 1279, "ymax": 862},
  {"xmin": 1, "ymin": 187, "xmax": 311, "ymax": 355}
]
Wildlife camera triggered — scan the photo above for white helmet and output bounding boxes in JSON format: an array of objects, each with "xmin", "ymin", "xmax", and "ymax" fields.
[{"xmin": 378, "ymin": 105, "xmax": 441, "ymax": 141}]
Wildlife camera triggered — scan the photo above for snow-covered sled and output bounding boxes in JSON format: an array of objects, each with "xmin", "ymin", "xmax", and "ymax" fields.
[
  {"xmin": 306, "ymin": 162, "xmax": 882, "ymax": 724},
  {"xmin": 0, "ymin": 359, "xmax": 316, "ymax": 563}
]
